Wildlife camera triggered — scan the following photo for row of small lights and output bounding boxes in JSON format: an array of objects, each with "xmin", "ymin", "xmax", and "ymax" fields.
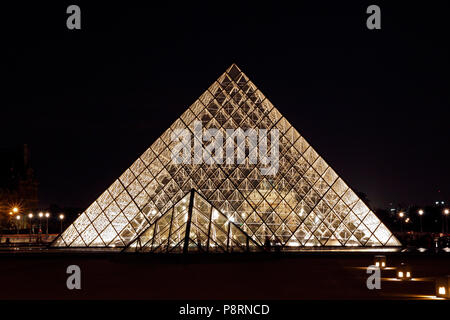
[
  {"xmin": 392, "ymin": 205, "xmax": 449, "ymax": 297},
  {"xmin": 374, "ymin": 256, "xmax": 449, "ymax": 299},
  {"xmin": 398, "ymin": 208, "xmax": 449, "ymax": 219},
  {"xmin": 8, "ymin": 207, "xmax": 65, "ymax": 221}
]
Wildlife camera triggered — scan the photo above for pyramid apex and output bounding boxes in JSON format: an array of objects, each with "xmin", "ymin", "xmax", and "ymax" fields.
[
  {"xmin": 227, "ymin": 62, "xmax": 240, "ymax": 68},
  {"xmin": 226, "ymin": 63, "xmax": 243, "ymax": 80}
]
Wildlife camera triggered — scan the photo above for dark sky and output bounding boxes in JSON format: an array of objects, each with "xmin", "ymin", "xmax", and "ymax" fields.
[{"xmin": 3, "ymin": 1, "xmax": 449, "ymax": 210}]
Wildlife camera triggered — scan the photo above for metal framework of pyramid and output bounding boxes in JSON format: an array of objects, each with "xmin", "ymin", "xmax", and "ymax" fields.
[
  {"xmin": 123, "ymin": 189, "xmax": 262, "ymax": 253},
  {"xmin": 52, "ymin": 64, "xmax": 401, "ymax": 250}
]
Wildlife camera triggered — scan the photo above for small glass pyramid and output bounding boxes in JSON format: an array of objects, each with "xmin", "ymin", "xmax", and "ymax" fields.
[{"xmin": 123, "ymin": 189, "xmax": 262, "ymax": 253}]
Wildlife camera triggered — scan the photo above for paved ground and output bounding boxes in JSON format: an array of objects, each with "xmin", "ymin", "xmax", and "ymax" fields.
[{"xmin": 0, "ymin": 251, "xmax": 448, "ymax": 300}]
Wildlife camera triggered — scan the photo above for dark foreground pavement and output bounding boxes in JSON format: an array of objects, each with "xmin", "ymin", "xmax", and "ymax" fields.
[{"xmin": 0, "ymin": 251, "xmax": 449, "ymax": 300}]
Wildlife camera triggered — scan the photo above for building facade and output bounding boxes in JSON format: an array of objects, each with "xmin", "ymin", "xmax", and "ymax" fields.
[{"xmin": 0, "ymin": 144, "xmax": 39, "ymax": 229}]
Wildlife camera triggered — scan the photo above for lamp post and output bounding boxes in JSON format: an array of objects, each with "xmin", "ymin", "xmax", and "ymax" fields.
[
  {"xmin": 38, "ymin": 212, "xmax": 43, "ymax": 243},
  {"xmin": 45, "ymin": 212, "xmax": 50, "ymax": 236},
  {"xmin": 399, "ymin": 212, "xmax": 405, "ymax": 232},
  {"xmin": 38, "ymin": 212, "xmax": 43, "ymax": 229},
  {"xmin": 16, "ymin": 215, "xmax": 21, "ymax": 234},
  {"xmin": 28, "ymin": 213, "xmax": 33, "ymax": 242},
  {"xmin": 59, "ymin": 214, "xmax": 65, "ymax": 234},
  {"xmin": 444, "ymin": 209, "xmax": 449, "ymax": 234},
  {"xmin": 418, "ymin": 209, "xmax": 424, "ymax": 232}
]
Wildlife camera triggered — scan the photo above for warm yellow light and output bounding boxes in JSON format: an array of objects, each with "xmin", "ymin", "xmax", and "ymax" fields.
[
  {"xmin": 381, "ymin": 262, "xmax": 386, "ymax": 267},
  {"xmin": 444, "ymin": 209, "xmax": 449, "ymax": 215},
  {"xmin": 16, "ymin": 215, "xmax": 21, "ymax": 220},
  {"xmin": 375, "ymin": 262, "xmax": 380, "ymax": 267},
  {"xmin": 399, "ymin": 212, "xmax": 404, "ymax": 218},
  {"xmin": 398, "ymin": 271, "xmax": 404, "ymax": 278},
  {"xmin": 12, "ymin": 207, "xmax": 19, "ymax": 213},
  {"xmin": 9, "ymin": 212, "xmax": 13, "ymax": 216},
  {"xmin": 59, "ymin": 214, "xmax": 65, "ymax": 220},
  {"xmin": 406, "ymin": 272, "xmax": 411, "ymax": 278},
  {"xmin": 38, "ymin": 212, "xmax": 44, "ymax": 218},
  {"xmin": 438, "ymin": 286, "xmax": 446, "ymax": 295},
  {"xmin": 418, "ymin": 209, "xmax": 424, "ymax": 216},
  {"xmin": 45, "ymin": 212, "xmax": 50, "ymax": 218},
  {"xmin": 28, "ymin": 213, "xmax": 33, "ymax": 218}
]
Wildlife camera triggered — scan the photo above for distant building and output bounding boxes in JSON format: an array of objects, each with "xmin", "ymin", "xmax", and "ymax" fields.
[{"xmin": 0, "ymin": 144, "xmax": 39, "ymax": 215}]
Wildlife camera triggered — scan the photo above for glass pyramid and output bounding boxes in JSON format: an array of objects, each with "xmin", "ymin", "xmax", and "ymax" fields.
[
  {"xmin": 52, "ymin": 64, "xmax": 401, "ymax": 250},
  {"xmin": 123, "ymin": 189, "xmax": 262, "ymax": 253}
]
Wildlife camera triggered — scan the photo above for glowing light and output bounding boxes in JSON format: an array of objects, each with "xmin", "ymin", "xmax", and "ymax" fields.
[
  {"xmin": 399, "ymin": 212, "xmax": 404, "ymax": 218},
  {"xmin": 444, "ymin": 209, "xmax": 449, "ymax": 215},
  {"xmin": 28, "ymin": 213, "xmax": 33, "ymax": 219},
  {"xmin": 375, "ymin": 262, "xmax": 380, "ymax": 267},
  {"xmin": 438, "ymin": 286, "xmax": 446, "ymax": 295},
  {"xmin": 381, "ymin": 262, "xmax": 385, "ymax": 267},
  {"xmin": 12, "ymin": 207, "xmax": 19, "ymax": 213},
  {"xmin": 16, "ymin": 215, "xmax": 21, "ymax": 220},
  {"xmin": 418, "ymin": 209, "xmax": 424, "ymax": 216},
  {"xmin": 59, "ymin": 214, "xmax": 65, "ymax": 220},
  {"xmin": 406, "ymin": 272, "xmax": 411, "ymax": 278},
  {"xmin": 398, "ymin": 271, "xmax": 404, "ymax": 278},
  {"xmin": 38, "ymin": 212, "xmax": 44, "ymax": 218},
  {"xmin": 45, "ymin": 212, "xmax": 50, "ymax": 218},
  {"xmin": 151, "ymin": 209, "xmax": 157, "ymax": 215}
]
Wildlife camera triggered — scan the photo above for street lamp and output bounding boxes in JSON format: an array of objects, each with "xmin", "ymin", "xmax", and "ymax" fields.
[
  {"xmin": 444, "ymin": 209, "xmax": 449, "ymax": 233},
  {"xmin": 38, "ymin": 212, "xmax": 43, "ymax": 242},
  {"xmin": 12, "ymin": 207, "xmax": 19, "ymax": 213},
  {"xmin": 28, "ymin": 213, "xmax": 33, "ymax": 241},
  {"xmin": 399, "ymin": 212, "xmax": 405, "ymax": 232},
  {"xmin": 45, "ymin": 212, "xmax": 50, "ymax": 236},
  {"xmin": 16, "ymin": 215, "xmax": 21, "ymax": 234},
  {"xmin": 59, "ymin": 214, "xmax": 65, "ymax": 234},
  {"xmin": 38, "ymin": 212, "xmax": 43, "ymax": 223},
  {"xmin": 418, "ymin": 209, "xmax": 424, "ymax": 232}
]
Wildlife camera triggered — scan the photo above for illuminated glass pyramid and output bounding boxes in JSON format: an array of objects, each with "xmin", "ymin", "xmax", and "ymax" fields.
[{"xmin": 52, "ymin": 64, "xmax": 401, "ymax": 249}]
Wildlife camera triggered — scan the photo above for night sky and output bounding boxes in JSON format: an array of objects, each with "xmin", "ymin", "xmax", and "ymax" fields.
[{"xmin": 4, "ymin": 1, "xmax": 449, "ymax": 210}]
